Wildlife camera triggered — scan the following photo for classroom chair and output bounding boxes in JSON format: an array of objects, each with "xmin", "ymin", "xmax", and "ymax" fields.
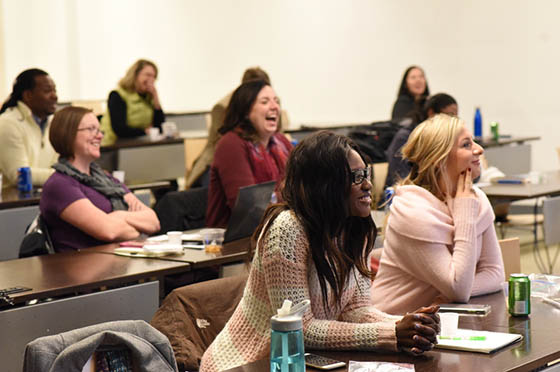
[
  {"xmin": 498, "ymin": 238, "xmax": 521, "ymax": 278},
  {"xmin": 151, "ymin": 274, "xmax": 248, "ymax": 371}
]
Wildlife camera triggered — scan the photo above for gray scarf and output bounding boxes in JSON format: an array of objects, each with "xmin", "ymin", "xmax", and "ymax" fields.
[{"xmin": 52, "ymin": 159, "xmax": 129, "ymax": 211}]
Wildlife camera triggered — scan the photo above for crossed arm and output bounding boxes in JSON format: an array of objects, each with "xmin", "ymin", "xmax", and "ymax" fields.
[{"xmin": 60, "ymin": 192, "xmax": 160, "ymax": 242}]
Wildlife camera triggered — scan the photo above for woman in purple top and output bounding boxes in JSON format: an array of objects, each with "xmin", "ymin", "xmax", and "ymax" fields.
[{"xmin": 40, "ymin": 106, "xmax": 160, "ymax": 252}]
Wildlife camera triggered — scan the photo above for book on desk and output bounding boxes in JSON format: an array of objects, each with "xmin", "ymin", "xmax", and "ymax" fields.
[{"xmin": 436, "ymin": 329, "xmax": 523, "ymax": 353}]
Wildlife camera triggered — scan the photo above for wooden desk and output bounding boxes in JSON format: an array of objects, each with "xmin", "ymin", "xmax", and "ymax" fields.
[
  {"xmin": 480, "ymin": 170, "xmax": 560, "ymax": 201},
  {"xmin": 89, "ymin": 237, "xmax": 251, "ymax": 270},
  {"xmin": 475, "ymin": 135, "xmax": 540, "ymax": 148},
  {"xmin": 0, "ymin": 187, "xmax": 40, "ymax": 210},
  {"xmin": 0, "ymin": 249, "xmax": 191, "ymax": 305},
  {"xmin": 224, "ymin": 291, "xmax": 560, "ymax": 372}
]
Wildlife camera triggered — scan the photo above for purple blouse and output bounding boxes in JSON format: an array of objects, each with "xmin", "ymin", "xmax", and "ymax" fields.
[{"xmin": 40, "ymin": 171, "xmax": 130, "ymax": 252}]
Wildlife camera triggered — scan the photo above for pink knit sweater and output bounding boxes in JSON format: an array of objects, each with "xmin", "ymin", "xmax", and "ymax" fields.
[
  {"xmin": 371, "ymin": 185, "xmax": 505, "ymax": 315},
  {"xmin": 200, "ymin": 210, "xmax": 401, "ymax": 372}
]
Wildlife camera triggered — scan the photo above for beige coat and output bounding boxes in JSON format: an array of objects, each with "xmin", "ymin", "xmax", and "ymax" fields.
[{"xmin": 0, "ymin": 101, "xmax": 57, "ymax": 187}]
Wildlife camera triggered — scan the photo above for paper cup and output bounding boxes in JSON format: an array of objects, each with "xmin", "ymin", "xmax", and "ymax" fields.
[
  {"xmin": 148, "ymin": 127, "xmax": 160, "ymax": 141},
  {"xmin": 439, "ymin": 312, "xmax": 459, "ymax": 338},
  {"xmin": 112, "ymin": 170, "xmax": 125, "ymax": 183},
  {"xmin": 167, "ymin": 231, "xmax": 183, "ymax": 245}
]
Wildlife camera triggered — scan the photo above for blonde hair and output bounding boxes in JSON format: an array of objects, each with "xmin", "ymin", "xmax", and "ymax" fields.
[
  {"xmin": 400, "ymin": 113, "xmax": 465, "ymax": 199},
  {"xmin": 118, "ymin": 59, "xmax": 158, "ymax": 95}
]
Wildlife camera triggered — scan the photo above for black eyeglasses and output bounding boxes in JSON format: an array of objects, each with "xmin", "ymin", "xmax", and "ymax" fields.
[
  {"xmin": 351, "ymin": 166, "xmax": 372, "ymax": 185},
  {"xmin": 77, "ymin": 126, "xmax": 104, "ymax": 136}
]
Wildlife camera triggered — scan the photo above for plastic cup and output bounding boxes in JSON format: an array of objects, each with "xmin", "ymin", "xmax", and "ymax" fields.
[
  {"xmin": 200, "ymin": 228, "xmax": 225, "ymax": 253},
  {"xmin": 162, "ymin": 122, "xmax": 178, "ymax": 138},
  {"xmin": 439, "ymin": 312, "xmax": 459, "ymax": 338},
  {"xmin": 148, "ymin": 127, "xmax": 160, "ymax": 141},
  {"xmin": 167, "ymin": 231, "xmax": 183, "ymax": 246}
]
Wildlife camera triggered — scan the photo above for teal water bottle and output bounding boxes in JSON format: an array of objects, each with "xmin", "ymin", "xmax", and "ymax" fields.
[
  {"xmin": 270, "ymin": 299, "xmax": 310, "ymax": 372},
  {"xmin": 474, "ymin": 107, "xmax": 482, "ymax": 138}
]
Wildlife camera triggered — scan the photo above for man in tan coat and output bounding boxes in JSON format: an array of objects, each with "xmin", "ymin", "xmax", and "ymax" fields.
[{"xmin": 0, "ymin": 68, "xmax": 58, "ymax": 187}]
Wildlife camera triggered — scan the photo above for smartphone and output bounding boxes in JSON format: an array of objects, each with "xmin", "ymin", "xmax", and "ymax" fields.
[
  {"xmin": 439, "ymin": 303, "xmax": 491, "ymax": 315},
  {"xmin": 305, "ymin": 353, "xmax": 346, "ymax": 370}
]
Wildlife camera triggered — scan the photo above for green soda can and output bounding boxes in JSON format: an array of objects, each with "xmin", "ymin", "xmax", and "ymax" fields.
[
  {"xmin": 508, "ymin": 274, "xmax": 530, "ymax": 316},
  {"xmin": 490, "ymin": 121, "xmax": 500, "ymax": 141}
]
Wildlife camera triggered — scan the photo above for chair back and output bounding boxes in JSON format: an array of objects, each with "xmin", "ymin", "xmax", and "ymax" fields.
[
  {"xmin": 543, "ymin": 196, "xmax": 560, "ymax": 246},
  {"xmin": 153, "ymin": 187, "xmax": 208, "ymax": 234},
  {"xmin": 498, "ymin": 237, "xmax": 521, "ymax": 278},
  {"xmin": 19, "ymin": 214, "xmax": 55, "ymax": 258},
  {"xmin": 151, "ymin": 274, "xmax": 248, "ymax": 371}
]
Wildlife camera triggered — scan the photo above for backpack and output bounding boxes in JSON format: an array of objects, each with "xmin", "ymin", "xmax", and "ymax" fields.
[
  {"xmin": 19, "ymin": 214, "xmax": 55, "ymax": 258},
  {"xmin": 348, "ymin": 121, "xmax": 402, "ymax": 163}
]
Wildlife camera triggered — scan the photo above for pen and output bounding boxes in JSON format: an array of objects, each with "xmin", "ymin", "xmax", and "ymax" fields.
[
  {"xmin": 496, "ymin": 179, "xmax": 523, "ymax": 184},
  {"xmin": 439, "ymin": 336, "xmax": 486, "ymax": 341}
]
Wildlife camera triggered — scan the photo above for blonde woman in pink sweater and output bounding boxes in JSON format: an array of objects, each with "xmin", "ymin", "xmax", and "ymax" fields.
[
  {"xmin": 371, "ymin": 114, "xmax": 505, "ymax": 315},
  {"xmin": 200, "ymin": 131, "xmax": 440, "ymax": 371}
]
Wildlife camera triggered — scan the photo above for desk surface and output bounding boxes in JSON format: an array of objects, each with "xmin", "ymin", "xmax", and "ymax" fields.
[
  {"xmin": 90, "ymin": 237, "xmax": 251, "ymax": 269},
  {"xmin": 0, "ymin": 250, "xmax": 190, "ymax": 305},
  {"xmin": 225, "ymin": 291, "xmax": 560, "ymax": 372},
  {"xmin": 480, "ymin": 170, "xmax": 560, "ymax": 200},
  {"xmin": 0, "ymin": 188, "xmax": 41, "ymax": 210},
  {"xmin": 475, "ymin": 135, "xmax": 540, "ymax": 148}
]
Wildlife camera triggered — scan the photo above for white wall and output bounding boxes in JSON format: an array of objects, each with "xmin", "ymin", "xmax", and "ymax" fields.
[{"xmin": 1, "ymin": 0, "xmax": 559, "ymax": 170}]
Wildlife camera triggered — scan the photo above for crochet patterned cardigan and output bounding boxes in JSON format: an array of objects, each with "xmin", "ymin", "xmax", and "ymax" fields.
[{"xmin": 200, "ymin": 210, "xmax": 401, "ymax": 372}]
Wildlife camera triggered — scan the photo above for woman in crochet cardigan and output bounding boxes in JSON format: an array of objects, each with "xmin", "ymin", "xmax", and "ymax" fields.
[
  {"xmin": 200, "ymin": 131, "xmax": 439, "ymax": 372},
  {"xmin": 371, "ymin": 114, "xmax": 505, "ymax": 315}
]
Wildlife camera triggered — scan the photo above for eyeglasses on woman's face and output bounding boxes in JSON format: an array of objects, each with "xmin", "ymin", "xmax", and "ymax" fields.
[
  {"xmin": 351, "ymin": 166, "xmax": 372, "ymax": 185},
  {"xmin": 77, "ymin": 126, "xmax": 104, "ymax": 136}
]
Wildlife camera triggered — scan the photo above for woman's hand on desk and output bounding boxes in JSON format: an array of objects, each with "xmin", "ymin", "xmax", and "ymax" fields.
[{"xmin": 396, "ymin": 305, "xmax": 440, "ymax": 355}]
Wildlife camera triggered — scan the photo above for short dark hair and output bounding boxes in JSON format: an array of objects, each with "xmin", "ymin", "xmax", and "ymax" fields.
[
  {"xmin": 49, "ymin": 106, "xmax": 92, "ymax": 159},
  {"xmin": 0, "ymin": 68, "xmax": 48, "ymax": 114},
  {"xmin": 397, "ymin": 65, "xmax": 430, "ymax": 99},
  {"xmin": 424, "ymin": 93, "xmax": 457, "ymax": 114},
  {"xmin": 253, "ymin": 131, "xmax": 376, "ymax": 308},
  {"xmin": 219, "ymin": 79, "xmax": 280, "ymax": 142}
]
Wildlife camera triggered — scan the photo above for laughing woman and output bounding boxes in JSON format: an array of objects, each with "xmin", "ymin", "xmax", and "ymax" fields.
[
  {"xmin": 371, "ymin": 114, "xmax": 505, "ymax": 314},
  {"xmin": 40, "ymin": 106, "xmax": 160, "ymax": 252},
  {"xmin": 205, "ymin": 79, "xmax": 292, "ymax": 228}
]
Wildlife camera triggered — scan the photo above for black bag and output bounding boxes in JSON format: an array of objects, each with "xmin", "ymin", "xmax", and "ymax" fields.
[
  {"xmin": 19, "ymin": 214, "xmax": 54, "ymax": 258},
  {"xmin": 348, "ymin": 121, "xmax": 402, "ymax": 163}
]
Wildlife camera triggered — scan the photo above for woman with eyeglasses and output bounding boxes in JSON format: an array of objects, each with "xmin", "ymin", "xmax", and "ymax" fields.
[
  {"xmin": 40, "ymin": 106, "xmax": 160, "ymax": 252},
  {"xmin": 200, "ymin": 131, "xmax": 440, "ymax": 372},
  {"xmin": 371, "ymin": 114, "xmax": 505, "ymax": 315}
]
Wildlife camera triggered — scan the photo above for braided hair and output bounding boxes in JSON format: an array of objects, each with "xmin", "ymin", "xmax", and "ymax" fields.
[{"xmin": 0, "ymin": 69, "xmax": 48, "ymax": 114}]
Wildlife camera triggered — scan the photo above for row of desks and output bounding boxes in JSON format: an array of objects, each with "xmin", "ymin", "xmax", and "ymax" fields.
[
  {"xmin": 0, "ymin": 237, "xmax": 250, "ymax": 306},
  {"xmin": 0, "ymin": 238, "xmax": 250, "ymax": 371}
]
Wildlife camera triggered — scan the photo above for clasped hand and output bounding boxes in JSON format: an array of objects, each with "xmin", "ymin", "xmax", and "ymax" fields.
[{"xmin": 396, "ymin": 305, "xmax": 440, "ymax": 355}]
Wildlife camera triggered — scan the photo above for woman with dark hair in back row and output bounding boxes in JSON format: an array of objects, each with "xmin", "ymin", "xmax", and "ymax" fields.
[
  {"xmin": 201, "ymin": 131, "xmax": 439, "ymax": 372},
  {"xmin": 205, "ymin": 79, "xmax": 293, "ymax": 228},
  {"xmin": 391, "ymin": 65, "xmax": 430, "ymax": 121}
]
